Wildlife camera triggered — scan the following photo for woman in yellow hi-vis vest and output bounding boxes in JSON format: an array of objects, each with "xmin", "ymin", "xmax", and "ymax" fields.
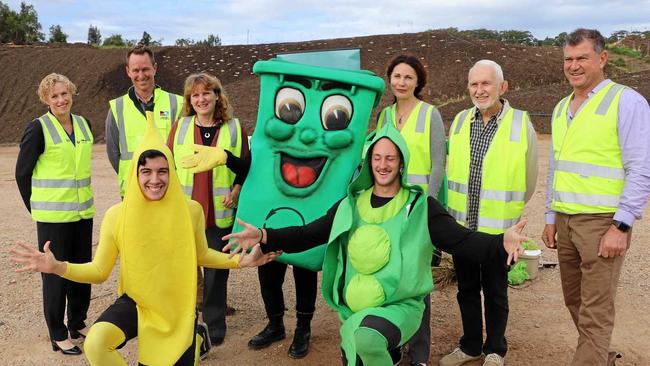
[
  {"xmin": 15, "ymin": 73, "xmax": 95, "ymax": 355},
  {"xmin": 372, "ymin": 54, "xmax": 447, "ymax": 365},
  {"xmin": 168, "ymin": 72, "xmax": 250, "ymax": 347}
]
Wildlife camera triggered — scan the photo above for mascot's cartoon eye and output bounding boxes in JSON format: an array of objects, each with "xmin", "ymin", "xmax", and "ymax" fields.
[
  {"xmin": 321, "ymin": 95, "xmax": 352, "ymax": 131},
  {"xmin": 275, "ymin": 87, "xmax": 305, "ymax": 124}
]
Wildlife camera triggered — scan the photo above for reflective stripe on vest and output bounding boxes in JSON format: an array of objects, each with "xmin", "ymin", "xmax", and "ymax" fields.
[
  {"xmin": 111, "ymin": 90, "xmax": 182, "ymax": 196},
  {"xmin": 447, "ymin": 106, "xmax": 528, "ymax": 233},
  {"xmin": 551, "ymin": 82, "xmax": 626, "ymax": 214},
  {"xmin": 30, "ymin": 113, "xmax": 95, "ymax": 222},
  {"xmin": 377, "ymin": 102, "xmax": 433, "ymax": 191},
  {"xmin": 173, "ymin": 116, "xmax": 242, "ymax": 228}
]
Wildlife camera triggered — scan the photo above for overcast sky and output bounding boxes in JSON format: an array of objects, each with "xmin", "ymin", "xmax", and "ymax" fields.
[{"xmin": 5, "ymin": 0, "xmax": 650, "ymax": 45}]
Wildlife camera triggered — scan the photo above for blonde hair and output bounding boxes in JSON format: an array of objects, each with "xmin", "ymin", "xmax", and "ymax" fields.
[
  {"xmin": 37, "ymin": 73, "xmax": 77, "ymax": 104},
  {"xmin": 182, "ymin": 72, "xmax": 232, "ymax": 126}
]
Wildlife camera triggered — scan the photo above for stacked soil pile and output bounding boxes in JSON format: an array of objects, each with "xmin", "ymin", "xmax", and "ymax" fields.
[{"xmin": 1, "ymin": 30, "xmax": 646, "ymax": 142}]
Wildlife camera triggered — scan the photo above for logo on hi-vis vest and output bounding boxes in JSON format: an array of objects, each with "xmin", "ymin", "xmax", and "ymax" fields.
[{"xmin": 159, "ymin": 111, "xmax": 170, "ymax": 119}]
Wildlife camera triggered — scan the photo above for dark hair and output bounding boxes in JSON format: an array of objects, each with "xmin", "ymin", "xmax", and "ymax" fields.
[
  {"xmin": 565, "ymin": 28, "xmax": 606, "ymax": 53},
  {"xmin": 386, "ymin": 54, "xmax": 427, "ymax": 99},
  {"xmin": 127, "ymin": 45, "xmax": 156, "ymax": 65},
  {"xmin": 137, "ymin": 149, "xmax": 167, "ymax": 170}
]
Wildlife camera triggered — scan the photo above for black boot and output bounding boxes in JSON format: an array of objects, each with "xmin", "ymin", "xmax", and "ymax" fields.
[
  {"xmin": 248, "ymin": 314, "xmax": 285, "ymax": 349},
  {"xmin": 288, "ymin": 312, "xmax": 313, "ymax": 358}
]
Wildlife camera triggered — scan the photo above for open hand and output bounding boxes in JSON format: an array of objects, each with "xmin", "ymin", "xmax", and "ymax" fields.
[
  {"xmin": 503, "ymin": 219, "xmax": 529, "ymax": 265},
  {"xmin": 9, "ymin": 241, "xmax": 65, "ymax": 275},
  {"xmin": 180, "ymin": 144, "xmax": 227, "ymax": 174},
  {"xmin": 222, "ymin": 218, "xmax": 265, "ymax": 258},
  {"xmin": 238, "ymin": 244, "xmax": 281, "ymax": 268}
]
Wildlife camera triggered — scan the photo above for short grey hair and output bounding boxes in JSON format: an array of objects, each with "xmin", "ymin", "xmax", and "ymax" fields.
[{"xmin": 468, "ymin": 60, "xmax": 504, "ymax": 83}]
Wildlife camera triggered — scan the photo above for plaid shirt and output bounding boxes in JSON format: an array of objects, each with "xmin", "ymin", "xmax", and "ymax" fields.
[{"xmin": 465, "ymin": 103, "xmax": 504, "ymax": 230}]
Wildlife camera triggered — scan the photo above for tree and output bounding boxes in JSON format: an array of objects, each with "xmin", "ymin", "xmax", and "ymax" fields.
[
  {"xmin": 499, "ymin": 30, "xmax": 536, "ymax": 45},
  {"xmin": 175, "ymin": 38, "xmax": 195, "ymax": 47},
  {"xmin": 87, "ymin": 24, "xmax": 101, "ymax": 45},
  {"xmin": 0, "ymin": 1, "xmax": 44, "ymax": 44},
  {"xmin": 103, "ymin": 33, "xmax": 125, "ymax": 47},
  {"xmin": 0, "ymin": 1, "xmax": 12, "ymax": 43},
  {"xmin": 48, "ymin": 24, "xmax": 67, "ymax": 43},
  {"xmin": 196, "ymin": 34, "xmax": 221, "ymax": 47},
  {"xmin": 139, "ymin": 31, "xmax": 151, "ymax": 46}
]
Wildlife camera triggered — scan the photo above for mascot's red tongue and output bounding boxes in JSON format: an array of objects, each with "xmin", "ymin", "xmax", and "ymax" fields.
[{"xmin": 282, "ymin": 162, "xmax": 317, "ymax": 187}]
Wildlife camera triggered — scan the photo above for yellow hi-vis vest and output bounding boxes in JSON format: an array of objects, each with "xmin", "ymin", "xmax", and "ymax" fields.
[
  {"xmin": 31, "ymin": 112, "xmax": 95, "ymax": 223},
  {"xmin": 447, "ymin": 106, "xmax": 529, "ymax": 234},
  {"xmin": 109, "ymin": 89, "xmax": 183, "ymax": 196},
  {"xmin": 377, "ymin": 101, "xmax": 435, "ymax": 192},
  {"xmin": 173, "ymin": 116, "xmax": 243, "ymax": 228},
  {"xmin": 551, "ymin": 81, "xmax": 626, "ymax": 214}
]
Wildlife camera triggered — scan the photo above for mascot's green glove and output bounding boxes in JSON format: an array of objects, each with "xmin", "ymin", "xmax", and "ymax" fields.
[{"xmin": 180, "ymin": 144, "xmax": 228, "ymax": 173}]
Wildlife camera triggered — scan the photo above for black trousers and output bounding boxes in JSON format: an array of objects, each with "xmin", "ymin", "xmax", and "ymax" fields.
[
  {"xmin": 407, "ymin": 294, "xmax": 431, "ymax": 363},
  {"xmin": 452, "ymin": 254, "xmax": 509, "ymax": 357},
  {"xmin": 97, "ymin": 294, "xmax": 197, "ymax": 366},
  {"xmin": 36, "ymin": 219, "xmax": 92, "ymax": 341},
  {"xmin": 257, "ymin": 260, "xmax": 317, "ymax": 317},
  {"xmin": 202, "ymin": 226, "xmax": 231, "ymax": 339}
]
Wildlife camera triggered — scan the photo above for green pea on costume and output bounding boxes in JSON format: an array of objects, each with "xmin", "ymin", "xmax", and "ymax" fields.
[
  {"xmin": 322, "ymin": 123, "xmax": 433, "ymax": 365},
  {"xmin": 234, "ymin": 50, "xmax": 385, "ymax": 271}
]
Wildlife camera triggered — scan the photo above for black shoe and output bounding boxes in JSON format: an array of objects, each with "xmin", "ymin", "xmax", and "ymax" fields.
[
  {"xmin": 288, "ymin": 327, "xmax": 310, "ymax": 359},
  {"xmin": 51, "ymin": 340, "xmax": 82, "ymax": 355},
  {"xmin": 196, "ymin": 323, "xmax": 211, "ymax": 360},
  {"xmin": 69, "ymin": 328, "xmax": 87, "ymax": 339},
  {"xmin": 248, "ymin": 323, "xmax": 286, "ymax": 349},
  {"xmin": 210, "ymin": 336, "xmax": 224, "ymax": 346}
]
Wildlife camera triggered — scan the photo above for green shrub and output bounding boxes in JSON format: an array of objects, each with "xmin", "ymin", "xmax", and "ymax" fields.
[
  {"xmin": 611, "ymin": 58, "xmax": 627, "ymax": 67},
  {"xmin": 606, "ymin": 45, "xmax": 642, "ymax": 58}
]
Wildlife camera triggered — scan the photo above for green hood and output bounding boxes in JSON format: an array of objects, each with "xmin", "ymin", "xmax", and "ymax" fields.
[{"xmin": 349, "ymin": 122, "xmax": 422, "ymax": 195}]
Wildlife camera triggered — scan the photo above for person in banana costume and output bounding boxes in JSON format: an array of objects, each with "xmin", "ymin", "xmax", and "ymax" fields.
[{"xmin": 10, "ymin": 112, "xmax": 275, "ymax": 366}]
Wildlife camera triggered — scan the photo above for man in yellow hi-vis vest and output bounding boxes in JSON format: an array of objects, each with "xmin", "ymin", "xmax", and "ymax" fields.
[
  {"xmin": 441, "ymin": 60, "xmax": 537, "ymax": 366},
  {"xmin": 541, "ymin": 29, "xmax": 650, "ymax": 366},
  {"xmin": 105, "ymin": 45, "xmax": 183, "ymax": 197}
]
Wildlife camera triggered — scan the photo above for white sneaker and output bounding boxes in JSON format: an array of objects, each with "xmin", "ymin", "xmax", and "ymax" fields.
[
  {"xmin": 482, "ymin": 353, "xmax": 504, "ymax": 366},
  {"xmin": 439, "ymin": 347, "xmax": 482, "ymax": 366}
]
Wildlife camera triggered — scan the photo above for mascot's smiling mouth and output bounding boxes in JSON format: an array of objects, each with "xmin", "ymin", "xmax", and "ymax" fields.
[{"xmin": 280, "ymin": 153, "xmax": 327, "ymax": 188}]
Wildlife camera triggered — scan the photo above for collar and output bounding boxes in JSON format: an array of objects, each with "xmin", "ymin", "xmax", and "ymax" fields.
[{"xmin": 472, "ymin": 98, "xmax": 509, "ymax": 126}]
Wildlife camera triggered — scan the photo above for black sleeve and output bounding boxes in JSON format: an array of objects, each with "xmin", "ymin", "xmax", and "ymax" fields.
[
  {"xmin": 427, "ymin": 197, "xmax": 506, "ymax": 264},
  {"xmin": 15, "ymin": 120, "xmax": 44, "ymax": 212},
  {"xmin": 263, "ymin": 200, "xmax": 342, "ymax": 253},
  {"xmin": 225, "ymin": 150, "xmax": 251, "ymax": 182}
]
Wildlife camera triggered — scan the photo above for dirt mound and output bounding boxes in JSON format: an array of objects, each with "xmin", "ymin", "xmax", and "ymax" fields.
[{"xmin": 1, "ymin": 30, "xmax": 647, "ymax": 143}]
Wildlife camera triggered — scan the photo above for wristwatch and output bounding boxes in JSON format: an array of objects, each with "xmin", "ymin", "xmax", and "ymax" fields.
[{"xmin": 611, "ymin": 220, "xmax": 631, "ymax": 233}]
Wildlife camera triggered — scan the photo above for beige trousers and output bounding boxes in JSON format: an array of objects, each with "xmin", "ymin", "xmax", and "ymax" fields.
[{"xmin": 556, "ymin": 213, "xmax": 629, "ymax": 366}]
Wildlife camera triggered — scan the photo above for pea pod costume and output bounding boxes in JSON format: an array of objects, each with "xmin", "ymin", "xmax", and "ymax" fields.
[
  {"xmin": 234, "ymin": 50, "xmax": 385, "ymax": 271},
  {"xmin": 323, "ymin": 123, "xmax": 433, "ymax": 365}
]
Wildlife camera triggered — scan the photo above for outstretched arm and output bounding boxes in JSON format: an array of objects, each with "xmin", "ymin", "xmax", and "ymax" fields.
[
  {"xmin": 10, "ymin": 212, "xmax": 119, "ymax": 285},
  {"xmin": 223, "ymin": 200, "xmax": 341, "ymax": 256},
  {"xmin": 10, "ymin": 241, "xmax": 67, "ymax": 275},
  {"xmin": 427, "ymin": 197, "xmax": 526, "ymax": 265}
]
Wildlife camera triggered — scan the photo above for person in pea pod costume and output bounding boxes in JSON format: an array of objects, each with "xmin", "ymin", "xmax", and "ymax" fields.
[
  {"xmin": 234, "ymin": 51, "xmax": 386, "ymax": 358},
  {"xmin": 225, "ymin": 122, "xmax": 529, "ymax": 365}
]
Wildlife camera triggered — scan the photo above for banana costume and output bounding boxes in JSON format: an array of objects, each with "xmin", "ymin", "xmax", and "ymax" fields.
[{"xmin": 63, "ymin": 112, "xmax": 239, "ymax": 365}]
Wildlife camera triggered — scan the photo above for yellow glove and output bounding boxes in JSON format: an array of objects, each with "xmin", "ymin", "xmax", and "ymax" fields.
[{"xmin": 180, "ymin": 144, "xmax": 228, "ymax": 173}]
